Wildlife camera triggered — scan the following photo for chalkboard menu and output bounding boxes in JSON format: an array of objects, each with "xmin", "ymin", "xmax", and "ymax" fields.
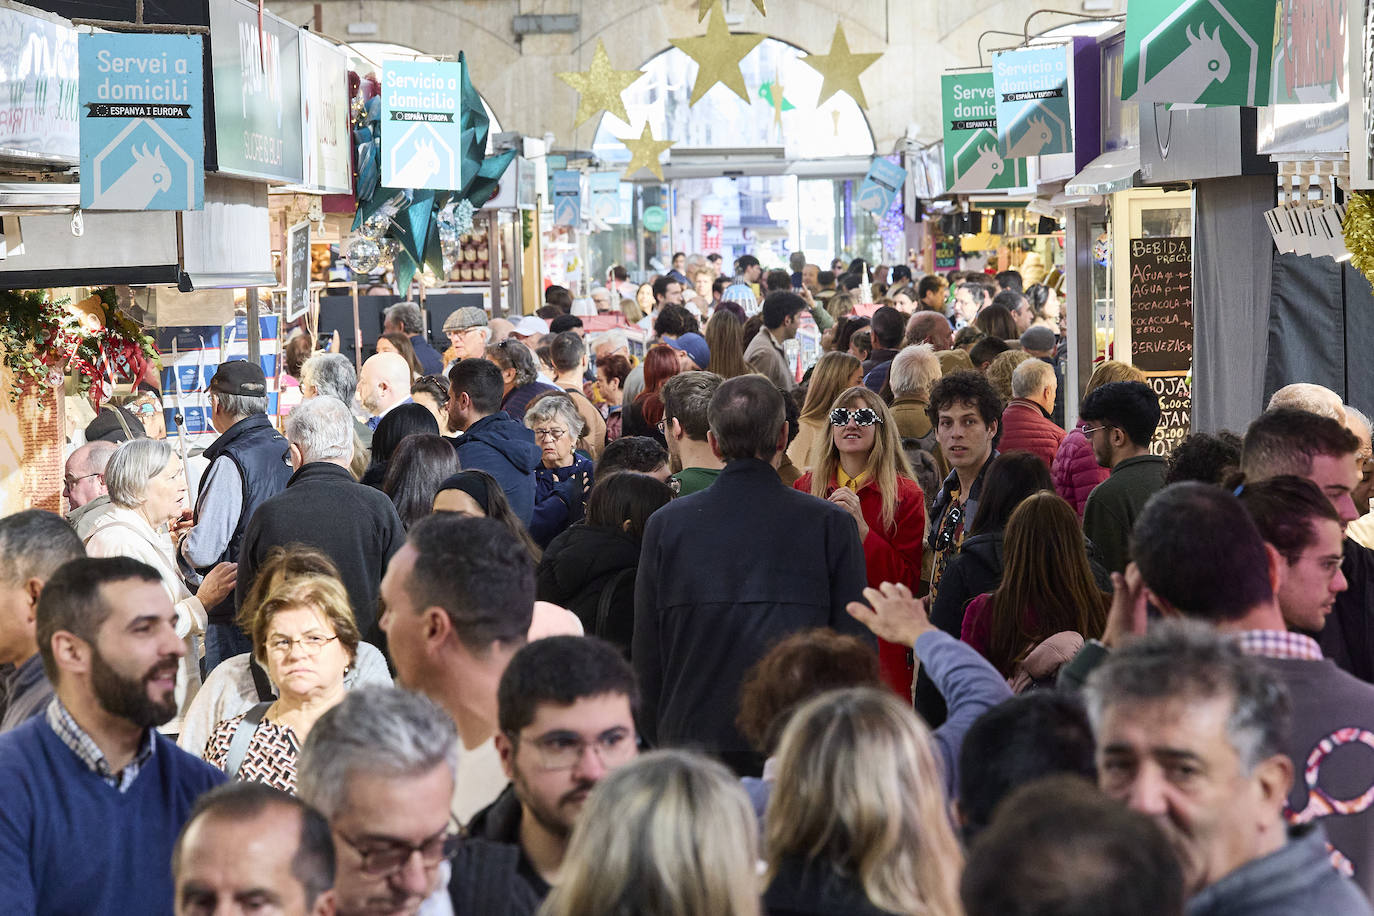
[
  {"xmin": 285, "ymin": 221, "xmax": 311, "ymax": 322},
  {"xmin": 1128, "ymin": 236, "xmax": 1192, "ymax": 373},
  {"xmin": 1147, "ymin": 372, "xmax": 1191, "ymax": 458}
]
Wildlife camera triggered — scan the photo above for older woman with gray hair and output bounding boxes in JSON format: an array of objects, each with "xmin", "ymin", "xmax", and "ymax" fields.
[
  {"xmin": 525, "ymin": 391, "xmax": 594, "ymax": 548},
  {"xmin": 84, "ymin": 438, "xmax": 238, "ymax": 731}
]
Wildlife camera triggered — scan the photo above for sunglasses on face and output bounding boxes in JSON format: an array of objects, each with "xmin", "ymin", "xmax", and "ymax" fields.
[{"xmin": 830, "ymin": 407, "xmax": 884, "ymax": 427}]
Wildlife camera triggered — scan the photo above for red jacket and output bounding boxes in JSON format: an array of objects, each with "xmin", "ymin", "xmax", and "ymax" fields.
[
  {"xmin": 794, "ymin": 473, "xmax": 925, "ymax": 697},
  {"xmin": 1052, "ymin": 426, "xmax": 1110, "ymax": 517},
  {"xmin": 998, "ymin": 398, "xmax": 1065, "ymax": 470}
]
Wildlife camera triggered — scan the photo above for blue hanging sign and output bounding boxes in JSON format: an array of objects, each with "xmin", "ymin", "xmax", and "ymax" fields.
[
  {"xmin": 79, "ymin": 33, "xmax": 204, "ymax": 211},
  {"xmin": 589, "ymin": 171, "xmax": 623, "ymax": 223},
  {"xmin": 857, "ymin": 157, "xmax": 906, "ymax": 214},
  {"xmin": 552, "ymin": 169, "xmax": 582, "ymax": 226},
  {"xmin": 991, "ymin": 45, "xmax": 1073, "ymax": 158},
  {"xmin": 381, "ymin": 60, "xmax": 464, "ymax": 190}
]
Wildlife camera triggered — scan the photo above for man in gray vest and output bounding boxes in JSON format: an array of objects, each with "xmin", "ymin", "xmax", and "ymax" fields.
[{"xmin": 178, "ymin": 360, "xmax": 291, "ymax": 675}]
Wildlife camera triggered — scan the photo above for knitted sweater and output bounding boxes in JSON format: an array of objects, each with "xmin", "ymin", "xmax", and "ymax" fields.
[{"xmin": 0, "ymin": 715, "xmax": 225, "ymax": 915}]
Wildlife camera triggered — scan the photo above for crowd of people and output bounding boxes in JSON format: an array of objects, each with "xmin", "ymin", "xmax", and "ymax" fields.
[{"xmin": 2, "ymin": 251, "xmax": 1373, "ymax": 915}]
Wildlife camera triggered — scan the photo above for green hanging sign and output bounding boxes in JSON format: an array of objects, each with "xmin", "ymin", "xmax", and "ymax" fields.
[
  {"xmin": 940, "ymin": 70, "xmax": 1029, "ymax": 195},
  {"xmin": 1121, "ymin": 0, "xmax": 1279, "ymax": 106}
]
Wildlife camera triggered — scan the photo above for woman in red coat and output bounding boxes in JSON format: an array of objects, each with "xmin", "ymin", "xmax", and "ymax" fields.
[{"xmin": 795, "ymin": 386, "xmax": 925, "ymax": 696}]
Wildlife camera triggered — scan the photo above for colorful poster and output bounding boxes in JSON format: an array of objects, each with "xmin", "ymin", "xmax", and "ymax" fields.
[
  {"xmin": 380, "ymin": 60, "xmax": 464, "ymax": 190},
  {"xmin": 0, "ymin": 7, "xmax": 78, "ymax": 164},
  {"xmin": 991, "ymin": 45, "xmax": 1073, "ymax": 157},
  {"xmin": 940, "ymin": 71, "xmax": 1030, "ymax": 194},
  {"xmin": 79, "ymin": 33, "xmax": 204, "ymax": 211},
  {"xmin": 700, "ymin": 213, "xmax": 722, "ymax": 251},
  {"xmin": 857, "ymin": 156, "xmax": 906, "ymax": 214},
  {"xmin": 589, "ymin": 171, "xmax": 623, "ymax": 223},
  {"xmin": 1121, "ymin": 0, "xmax": 1278, "ymax": 106},
  {"xmin": 207, "ymin": 0, "xmax": 303, "ymax": 182},
  {"xmin": 552, "ymin": 169, "xmax": 581, "ymax": 226}
]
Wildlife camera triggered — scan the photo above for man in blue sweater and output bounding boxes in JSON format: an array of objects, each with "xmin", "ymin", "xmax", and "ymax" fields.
[{"xmin": 0, "ymin": 556, "xmax": 225, "ymax": 915}]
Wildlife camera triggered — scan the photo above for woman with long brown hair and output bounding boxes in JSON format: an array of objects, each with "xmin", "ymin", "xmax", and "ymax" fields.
[
  {"xmin": 621, "ymin": 344, "xmax": 681, "ymax": 444},
  {"xmin": 788, "ymin": 352, "xmax": 862, "ymax": 470},
  {"xmin": 795, "ymin": 386, "xmax": 924, "ymax": 697},
  {"xmin": 704, "ymin": 310, "xmax": 751, "ymax": 379},
  {"xmin": 960, "ymin": 490, "xmax": 1108, "ymax": 682}
]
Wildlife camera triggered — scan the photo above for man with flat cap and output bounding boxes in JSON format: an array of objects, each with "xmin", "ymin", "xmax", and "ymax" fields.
[
  {"xmin": 177, "ymin": 360, "xmax": 292, "ymax": 675},
  {"xmin": 442, "ymin": 306, "xmax": 491, "ymax": 372}
]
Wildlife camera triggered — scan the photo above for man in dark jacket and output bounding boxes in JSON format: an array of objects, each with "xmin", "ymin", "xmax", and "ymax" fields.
[
  {"xmin": 449, "ymin": 636, "xmax": 638, "ymax": 914},
  {"xmin": 633, "ymin": 375, "xmax": 873, "ymax": 775},
  {"xmin": 1080, "ymin": 381, "xmax": 1166, "ymax": 574},
  {"xmin": 235, "ymin": 396, "xmax": 403, "ymax": 644},
  {"xmin": 447, "ymin": 358, "xmax": 542, "ymax": 525},
  {"xmin": 178, "ymin": 360, "xmax": 292, "ymax": 673},
  {"xmin": 384, "ymin": 302, "xmax": 444, "ymax": 375}
]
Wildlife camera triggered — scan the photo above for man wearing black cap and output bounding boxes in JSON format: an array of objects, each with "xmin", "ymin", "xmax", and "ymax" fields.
[{"xmin": 177, "ymin": 360, "xmax": 291, "ymax": 675}]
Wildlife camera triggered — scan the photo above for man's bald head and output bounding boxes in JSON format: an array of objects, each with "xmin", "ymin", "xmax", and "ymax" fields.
[
  {"xmin": 488, "ymin": 317, "xmax": 515, "ymax": 342},
  {"xmin": 358, "ymin": 352, "xmax": 412, "ymax": 416},
  {"xmin": 905, "ymin": 311, "xmax": 954, "ymax": 351},
  {"xmin": 64, "ymin": 441, "xmax": 117, "ymax": 508}
]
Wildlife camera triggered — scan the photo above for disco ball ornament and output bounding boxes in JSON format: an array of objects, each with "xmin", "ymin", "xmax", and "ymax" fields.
[
  {"xmin": 360, "ymin": 211, "xmax": 391, "ymax": 240},
  {"xmin": 379, "ymin": 238, "xmax": 402, "ymax": 268},
  {"xmin": 347, "ymin": 237, "xmax": 381, "ymax": 274},
  {"xmin": 454, "ymin": 198, "xmax": 475, "ymax": 236}
]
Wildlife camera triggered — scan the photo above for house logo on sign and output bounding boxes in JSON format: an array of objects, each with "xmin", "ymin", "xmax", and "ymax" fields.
[
  {"xmin": 1133, "ymin": 1, "xmax": 1256, "ymax": 105},
  {"xmin": 90, "ymin": 118, "xmax": 197, "ymax": 210},
  {"xmin": 389, "ymin": 123, "xmax": 457, "ymax": 189},
  {"xmin": 949, "ymin": 131, "xmax": 1006, "ymax": 193}
]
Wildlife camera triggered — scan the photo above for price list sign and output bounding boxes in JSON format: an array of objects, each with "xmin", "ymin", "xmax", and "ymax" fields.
[{"xmin": 1128, "ymin": 236, "xmax": 1192, "ymax": 373}]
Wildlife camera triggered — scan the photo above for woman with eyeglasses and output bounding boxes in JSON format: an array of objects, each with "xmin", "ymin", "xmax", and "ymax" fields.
[
  {"xmin": 201, "ymin": 571, "xmax": 359, "ymax": 793},
  {"xmin": 524, "ymin": 392, "xmax": 595, "ymax": 548},
  {"xmin": 795, "ymin": 387, "xmax": 925, "ymax": 697}
]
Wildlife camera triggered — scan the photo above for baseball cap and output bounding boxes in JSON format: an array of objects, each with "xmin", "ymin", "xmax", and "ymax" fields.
[
  {"xmin": 665, "ymin": 332, "xmax": 710, "ymax": 370},
  {"xmin": 442, "ymin": 306, "xmax": 489, "ymax": 333},
  {"xmin": 1019, "ymin": 325, "xmax": 1057, "ymax": 352},
  {"xmin": 209, "ymin": 360, "xmax": 268, "ymax": 397},
  {"xmin": 85, "ymin": 406, "xmax": 147, "ymax": 443},
  {"xmin": 511, "ymin": 315, "xmax": 550, "ymax": 338}
]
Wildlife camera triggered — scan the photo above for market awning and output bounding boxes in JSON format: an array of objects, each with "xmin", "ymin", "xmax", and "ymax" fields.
[{"xmin": 1065, "ymin": 146, "xmax": 1141, "ymax": 197}]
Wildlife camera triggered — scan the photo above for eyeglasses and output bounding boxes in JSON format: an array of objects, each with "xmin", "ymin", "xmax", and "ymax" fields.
[
  {"xmin": 64, "ymin": 471, "xmax": 101, "ymax": 490},
  {"xmin": 513, "ymin": 728, "xmax": 638, "ymax": 771},
  {"xmin": 334, "ymin": 824, "xmax": 460, "ymax": 877},
  {"xmin": 265, "ymin": 634, "xmax": 338, "ymax": 656},
  {"xmin": 935, "ymin": 504, "xmax": 964, "ymax": 552},
  {"xmin": 1081, "ymin": 424, "xmax": 1110, "ymax": 436},
  {"xmin": 532, "ymin": 427, "xmax": 568, "ymax": 442},
  {"xmin": 830, "ymin": 407, "xmax": 884, "ymax": 427}
]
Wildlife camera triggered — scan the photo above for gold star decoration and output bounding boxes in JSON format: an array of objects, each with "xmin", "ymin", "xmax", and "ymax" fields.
[
  {"xmin": 697, "ymin": 0, "xmax": 766, "ymax": 20},
  {"xmin": 670, "ymin": 4, "xmax": 765, "ymax": 106},
  {"xmin": 619, "ymin": 123, "xmax": 676, "ymax": 181},
  {"xmin": 556, "ymin": 40, "xmax": 645, "ymax": 128},
  {"xmin": 800, "ymin": 23, "xmax": 882, "ymax": 110}
]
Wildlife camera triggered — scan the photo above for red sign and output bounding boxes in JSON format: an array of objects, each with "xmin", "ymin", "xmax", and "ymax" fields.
[{"xmin": 700, "ymin": 214, "xmax": 722, "ymax": 252}]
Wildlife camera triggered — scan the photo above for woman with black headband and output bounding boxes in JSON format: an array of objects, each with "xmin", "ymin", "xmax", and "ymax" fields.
[{"xmin": 433, "ymin": 469, "xmax": 541, "ymax": 561}]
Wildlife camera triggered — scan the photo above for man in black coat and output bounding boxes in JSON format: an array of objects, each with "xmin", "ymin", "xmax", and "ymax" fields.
[
  {"xmin": 235, "ymin": 396, "xmax": 404, "ymax": 645},
  {"xmin": 633, "ymin": 375, "xmax": 873, "ymax": 776}
]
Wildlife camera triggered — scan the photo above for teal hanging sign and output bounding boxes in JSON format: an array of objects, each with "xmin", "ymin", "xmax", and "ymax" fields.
[
  {"xmin": 79, "ymin": 33, "xmax": 204, "ymax": 210},
  {"xmin": 1121, "ymin": 0, "xmax": 1278, "ymax": 106},
  {"xmin": 991, "ymin": 45, "xmax": 1073, "ymax": 157},
  {"xmin": 381, "ymin": 60, "xmax": 464, "ymax": 190},
  {"xmin": 940, "ymin": 70, "xmax": 1029, "ymax": 194}
]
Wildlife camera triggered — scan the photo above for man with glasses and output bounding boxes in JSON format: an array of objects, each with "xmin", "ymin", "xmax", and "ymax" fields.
[
  {"xmin": 440, "ymin": 307, "xmax": 491, "ymax": 373},
  {"xmin": 1079, "ymin": 381, "xmax": 1166, "ymax": 575},
  {"xmin": 298, "ymin": 686, "xmax": 459, "ymax": 916},
  {"xmin": 64, "ymin": 440, "xmax": 118, "ymax": 537},
  {"xmin": 449, "ymin": 636, "xmax": 638, "ymax": 913}
]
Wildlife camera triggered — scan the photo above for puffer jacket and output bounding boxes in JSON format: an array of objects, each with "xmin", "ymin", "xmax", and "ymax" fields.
[
  {"xmin": 1052, "ymin": 425, "xmax": 1109, "ymax": 517},
  {"xmin": 999, "ymin": 398, "xmax": 1065, "ymax": 470},
  {"xmin": 537, "ymin": 522, "xmax": 642, "ymax": 655}
]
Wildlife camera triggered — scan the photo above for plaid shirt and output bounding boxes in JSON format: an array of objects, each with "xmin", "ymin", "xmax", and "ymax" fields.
[
  {"xmin": 1234, "ymin": 629, "xmax": 1324, "ymax": 663},
  {"xmin": 46, "ymin": 699, "xmax": 155, "ymax": 793}
]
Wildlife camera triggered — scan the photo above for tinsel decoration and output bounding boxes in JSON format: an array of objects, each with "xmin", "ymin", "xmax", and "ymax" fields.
[
  {"xmin": 351, "ymin": 51, "xmax": 516, "ymax": 295},
  {"xmin": 1342, "ymin": 191, "xmax": 1374, "ymax": 290}
]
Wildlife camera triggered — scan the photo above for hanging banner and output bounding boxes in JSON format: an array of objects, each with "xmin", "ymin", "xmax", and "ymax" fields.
[
  {"xmin": 1258, "ymin": 0, "xmax": 1349, "ymax": 154},
  {"xmin": 857, "ymin": 157, "xmax": 907, "ymax": 214},
  {"xmin": 940, "ymin": 71, "xmax": 1030, "ymax": 194},
  {"xmin": 589, "ymin": 171, "xmax": 623, "ymax": 223},
  {"xmin": 1121, "ymin": 0, "xmax": 1278, "ymax": 106},
  {"xmin": 0, "ymin": 7, "xmax": 78, "ymax": 165},
  {"xmin": 207, "ymin": 0, "xmax": 304, "ymax": 183},
  {"xmin": 380, "ymin": 60, "xmax": 463, "ymax": 190},
  {"xmin": 991, "ymin": 45, "xmax": 1073, "ymax": 157},
  {"xmin": 299, "ymin": 32, "xmax": 351, "ymax": 193},
  {"xmin": 79, "ymin": 33, "xmax": 204, "ymax": 211},
  {"xmin": 552, "ymin": 170, "xmax": 581, "ymax": 227}
]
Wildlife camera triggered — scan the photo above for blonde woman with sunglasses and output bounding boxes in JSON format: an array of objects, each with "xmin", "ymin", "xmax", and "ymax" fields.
[{"xmin": 795, "ymin": 387, "xmax": 924, "ymax": 696}]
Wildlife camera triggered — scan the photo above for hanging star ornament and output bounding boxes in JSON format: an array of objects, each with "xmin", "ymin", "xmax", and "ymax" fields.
[
  {"xmin": 556, "ymin": 40, "xmax": 645, "ymax": 128},
  {"xmin": 697, "ymin": 0, "xmax": 766, "ymax": 20},
  {"xmin": 801, "ymin": 23, "xmax": 882, "ymax": 110},
  {"xmin": 670, "ymin": 4, "xmax": 765, "ymax": 105},
  {"xmin": 619, "ymin": 123, "xmax": 676, "ymax": 181}
]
